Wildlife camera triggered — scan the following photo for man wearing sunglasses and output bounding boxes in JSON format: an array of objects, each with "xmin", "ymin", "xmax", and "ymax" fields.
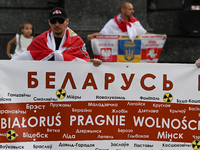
[{"xmin": 12, "ymin": 7, "xmax": 102, "ymax": 67}]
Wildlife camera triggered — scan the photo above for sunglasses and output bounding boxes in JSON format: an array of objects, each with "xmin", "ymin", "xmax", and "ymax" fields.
[{"xmin": 50, "ymin": 18, "xmax": 65, "ymax": 24}]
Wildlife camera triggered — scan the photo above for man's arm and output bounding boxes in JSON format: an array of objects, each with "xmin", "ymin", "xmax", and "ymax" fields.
[
  {"xmin": 87, "ymin": 32, "xmax": 101, "ymax": 41},
  {"xmin": 146, "ymin": 32, "xmax": 167, "ymax": 40},
  {"xmin": 196, "ymin": 58, "xmax": 200, "ymax": 67}
]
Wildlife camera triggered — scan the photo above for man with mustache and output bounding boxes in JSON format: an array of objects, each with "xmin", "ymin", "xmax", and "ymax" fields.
[{"xmin": 12, "ymin": 7, "xmax": 102, "ymax": 67}]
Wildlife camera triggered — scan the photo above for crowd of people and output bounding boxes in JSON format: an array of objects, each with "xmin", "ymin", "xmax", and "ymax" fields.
[{"xmin": 6, "ymin": 1, "xmax": 200, "ymax": 67}]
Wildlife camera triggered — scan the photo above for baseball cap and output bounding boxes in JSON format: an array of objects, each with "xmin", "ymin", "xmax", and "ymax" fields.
[{"xmin": 49, "ymin": 7, "xmax": 68, "ymax": 20}]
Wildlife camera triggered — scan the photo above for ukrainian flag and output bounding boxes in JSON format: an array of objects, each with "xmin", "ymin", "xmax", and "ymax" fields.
[{"xmin": 118, "ymin": 35, "xmax": 141, "ymax": 62}]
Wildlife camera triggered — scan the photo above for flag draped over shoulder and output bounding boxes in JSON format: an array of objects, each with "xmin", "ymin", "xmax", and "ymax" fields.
[
  {"xmin": 114, "ymin": 15, "xmax": 138, "ymax": 32},
  {"xmin": 100, "ymin": 14, "xmax": 146, "ymax": 41},
  {"xmin": 12, "ymin": 28, "xmax": 90, "ymax": 62}
]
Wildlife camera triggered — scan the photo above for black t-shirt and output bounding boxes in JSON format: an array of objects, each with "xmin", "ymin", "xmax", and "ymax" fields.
[{"xmin": 48, "ymin": 37, "xmax": 62, "ymax": 61}]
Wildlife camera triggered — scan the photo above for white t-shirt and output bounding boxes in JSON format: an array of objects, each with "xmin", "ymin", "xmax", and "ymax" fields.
[{"xmin": 12, "ymin": 34, "xmax": 33, "ymax": 58}]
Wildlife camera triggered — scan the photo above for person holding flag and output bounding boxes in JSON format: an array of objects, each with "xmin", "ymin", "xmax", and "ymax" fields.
[{"xmin": 87, "ymin": 1, "xmax": 167, "ymax": 41}]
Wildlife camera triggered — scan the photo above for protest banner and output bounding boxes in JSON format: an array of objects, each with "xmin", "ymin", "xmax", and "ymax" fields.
[
  {"xmin": 0, "ymin": 60, "xmax": 199, "ymax": 150},
  {"xmin": 91, "ymin": 34, "xmax": 166, "ymax": 63}
]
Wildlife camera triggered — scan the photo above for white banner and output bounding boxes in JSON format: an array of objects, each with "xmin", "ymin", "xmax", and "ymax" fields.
[{"xmin": 0, "ymin": 60, "xmax": 200, "ymax": 150}]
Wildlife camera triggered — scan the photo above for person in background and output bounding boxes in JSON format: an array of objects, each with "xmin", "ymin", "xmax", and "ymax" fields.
[
  {"xmin": 12, "ymin": 7, "xmax": 102, "ymax": 67},
  {"xmin": 87, "ymin": 1, "xmax": 167, "ymax": 41},
  {"xmin": 7, "ymin": 22, "xmax": 34, "ymax": 59}
]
